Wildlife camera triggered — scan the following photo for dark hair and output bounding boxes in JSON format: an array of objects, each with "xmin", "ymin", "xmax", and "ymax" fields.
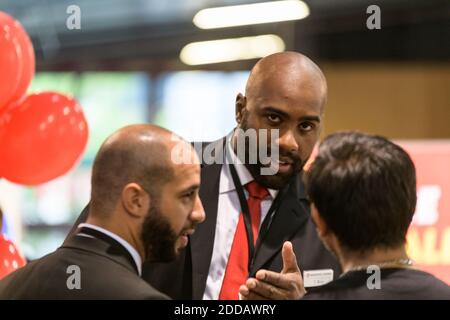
[{"xmin": 305, "ymin": 131, "xmax": 417, "ymax": 252}]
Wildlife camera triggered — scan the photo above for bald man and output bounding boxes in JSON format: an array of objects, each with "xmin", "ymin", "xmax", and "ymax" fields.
[
  {"xmin": 143, "ymin": 52, "xmax": 340, "ymax": 300},
  {"xmin": 0, "ymin": 125, "xmax": 205, "ymax": 299},
  {"xmin": 71, "ymin": 52, "xmax": 340, "ymax": 300}
]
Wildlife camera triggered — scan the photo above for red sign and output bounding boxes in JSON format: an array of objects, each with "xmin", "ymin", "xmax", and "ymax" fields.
[{"xmin": 400, "ymin": 141, "xmax": 450, "ymax": 285}]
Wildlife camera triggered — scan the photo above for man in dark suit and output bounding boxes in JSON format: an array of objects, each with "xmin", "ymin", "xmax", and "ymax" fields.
[
  {"xmin": 70, "ymin": 52, "xmax": 341, "ymax": 300},
  {"xmin": 303, "ymin": 131, "xmax": 450, "ymax": 299},
  {"xmin": 0, "ymin": 124, "xmax": 205, "ymax": 299}
]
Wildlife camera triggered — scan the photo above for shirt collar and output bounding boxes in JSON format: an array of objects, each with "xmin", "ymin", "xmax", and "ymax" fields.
[
  {"xmin": 220, "ymin": 132, "xmax": 278, "ymax": 199},
  {"xmin": 77, "ymin": 223, "xmax": 142, "ymax": 276}
]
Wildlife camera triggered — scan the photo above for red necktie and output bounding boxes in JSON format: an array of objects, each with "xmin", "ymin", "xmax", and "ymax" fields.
[{"xmin": 219, "ymin": 181, "xmax": 269, "ymax": 300}]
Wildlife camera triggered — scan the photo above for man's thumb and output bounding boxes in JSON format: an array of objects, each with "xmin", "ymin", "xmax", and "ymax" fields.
[{"xmin": 281, "ymin": 241, "xmax": 300, "ymax": 273}]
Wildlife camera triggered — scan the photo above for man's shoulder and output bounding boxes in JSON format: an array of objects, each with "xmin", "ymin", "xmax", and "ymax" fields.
[
  {"xmin": 61, "ymin": 240, "xmax": 171, "ymax": 299},
  {"xmin": 0, "ymin": 246, "xmax": 170, "ymax": 300},
  {"xmin": 85, "ymin": 264, "xmax": 169, "ymax": 299},
  {"xmin": 303, "ymin": 268, "xmax": 450, "ymax": 300},
  {"xmin": 114, "ymin": 275, "xmax": 170, "ymax": 300},
  {"xmin": 390, "ymin": 268, "xmax": 450, "ymax": 299}
]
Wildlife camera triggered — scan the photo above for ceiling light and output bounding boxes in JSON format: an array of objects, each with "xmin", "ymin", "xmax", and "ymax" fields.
[
  {"xmin": 193, "ymin": 0, "xmax": 309, "ymax": 29},
  {"xmin": 180, "ymin": 34, "xmax": 285, "ymax": 65}
]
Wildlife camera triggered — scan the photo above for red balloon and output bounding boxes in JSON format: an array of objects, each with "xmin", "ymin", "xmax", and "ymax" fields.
[
  {"xmin": 0, "ymin": 92, "xmax": 89, "ymax": 185},
  {"xmin": 6, "ymin": 14, "xmax": 35, "ymax": 103},
  {"xmin": 0, "ymin": 11, "xmax": 35, "ymax": 110},
  {"xmin": 0, "ymin": 234, "xmax": 26, "ymax": 280}
]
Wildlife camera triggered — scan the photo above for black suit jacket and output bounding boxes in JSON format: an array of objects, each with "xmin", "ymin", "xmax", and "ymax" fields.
[
  {"xmin": 68, "ymin": 137, "xmax": 341, "ymax": 299},
  {"xmin": 0, "ymin": 230, "xmax": 169, "ymax": 300}
]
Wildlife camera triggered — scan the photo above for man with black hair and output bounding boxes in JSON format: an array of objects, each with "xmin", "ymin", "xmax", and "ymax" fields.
[{"xmin": 303, "ymin": 131, "xmax": 450, "ymax": 299}]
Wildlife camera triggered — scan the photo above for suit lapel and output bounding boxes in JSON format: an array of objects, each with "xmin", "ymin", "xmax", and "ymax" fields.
[
  {"xmin": 190, "ymin": 138, "xmax": 225, "ymax": 300},
  {"xmin": 250, "ymin": 173, "xmax": 310, "ymax": 275}
]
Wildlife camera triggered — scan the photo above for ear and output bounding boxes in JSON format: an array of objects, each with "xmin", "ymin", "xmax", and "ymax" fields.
[
  {"xmin": 121, "ymin": 183, "xmax": 150, "ymax": 218},
  {"xmin": 235, "ymin": 93, "xmax": 246, "ymax": 125},
  {"xmin": 311, "ymin": 203, "xmax": 329, "ymax": 238}
]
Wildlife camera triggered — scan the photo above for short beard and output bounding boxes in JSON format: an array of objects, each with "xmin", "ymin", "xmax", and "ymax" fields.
[
  {"xmin": 237, "ymin": 112, "xmax": 304, "ymax": 190},
  {"xmin": 140, "ymin": 204, "xmax": 179, "ymax": 263}
]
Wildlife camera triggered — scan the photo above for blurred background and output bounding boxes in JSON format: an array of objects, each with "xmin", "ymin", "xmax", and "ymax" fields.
[{"xmin": 0, "ymin": 0, "xmax": 449, "ymax": 282}]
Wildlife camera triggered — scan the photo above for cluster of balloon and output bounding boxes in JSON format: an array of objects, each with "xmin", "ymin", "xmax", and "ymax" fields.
[
  {"xmin": 0, "ymin": 11, "xmax": 89, "ymax": 278},
  {"xmin": 0, "ymin": 11, "xmax": 89, "ymax": 185}
]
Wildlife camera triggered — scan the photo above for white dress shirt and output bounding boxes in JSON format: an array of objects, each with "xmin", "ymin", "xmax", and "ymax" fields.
[
  {"xmin": 202, "ymin": 135, "xmax": 278, "ymax": 300},
  {"xmin": 77, "ymin": 223, "xmax": 142, "ymax": 276}
]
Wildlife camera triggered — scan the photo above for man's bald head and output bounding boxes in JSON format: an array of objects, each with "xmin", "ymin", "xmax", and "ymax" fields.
[
  {"xmin": 234, "ymin": 52, "xmax": 327, "ymax": 189},
  {"xmin": 245, "ymin": 51, "xmax": 327, "ymax": 112},
  {"xmin": 90, "ymin": 124, "xmax": 185, "ymax": 217}
]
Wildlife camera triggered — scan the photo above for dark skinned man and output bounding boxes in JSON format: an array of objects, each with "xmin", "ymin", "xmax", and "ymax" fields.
[{"xmin": 70, "ymin": 52, "xmax": 340, "ymax": 300}]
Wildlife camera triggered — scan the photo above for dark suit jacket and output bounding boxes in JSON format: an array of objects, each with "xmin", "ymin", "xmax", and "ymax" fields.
[
  {"xmin": 68, "ymin": 137, "xmax": 341, "ymax": 299},
  {"xmin": 0, "ymin": 231, "xmax": 169, "ymax": 300}
]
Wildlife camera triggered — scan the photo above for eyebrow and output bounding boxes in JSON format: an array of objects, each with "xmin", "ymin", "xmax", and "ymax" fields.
[
  {"xmin": 262, "ymin": 106, "xmax": 321, "ymax": 123},
  {"xmin": 179, "ymin": 184, "xmax": 200, "ymax": 195}
]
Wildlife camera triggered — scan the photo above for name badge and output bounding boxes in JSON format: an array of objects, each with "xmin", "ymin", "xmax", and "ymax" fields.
[{"xmin": 303, "ymin": 269, "xmax": 334, "ymax": 288}]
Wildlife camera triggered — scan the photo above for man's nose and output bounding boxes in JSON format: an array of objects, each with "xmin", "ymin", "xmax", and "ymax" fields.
[
  {"xmin": 278, "ymin": 130, "xmax": 299, "ymax": 154},
  {"xmin": 191, "ymin": 195, "xmax": 206, "ymax": 224}
]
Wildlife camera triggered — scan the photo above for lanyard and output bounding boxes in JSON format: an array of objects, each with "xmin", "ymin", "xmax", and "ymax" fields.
[{"xmin": 226, "ymin": 151, "xmax": 289, "ymax": 273}]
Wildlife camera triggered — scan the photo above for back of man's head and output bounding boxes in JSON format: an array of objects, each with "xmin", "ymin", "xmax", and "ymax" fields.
[
  {"xmin": 305, "ymin": 131, "xmax": 417, "ymax": 252},
  {"xmin": 90, "ymin": 124, "xmax": 176, "ymax": 218}
]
